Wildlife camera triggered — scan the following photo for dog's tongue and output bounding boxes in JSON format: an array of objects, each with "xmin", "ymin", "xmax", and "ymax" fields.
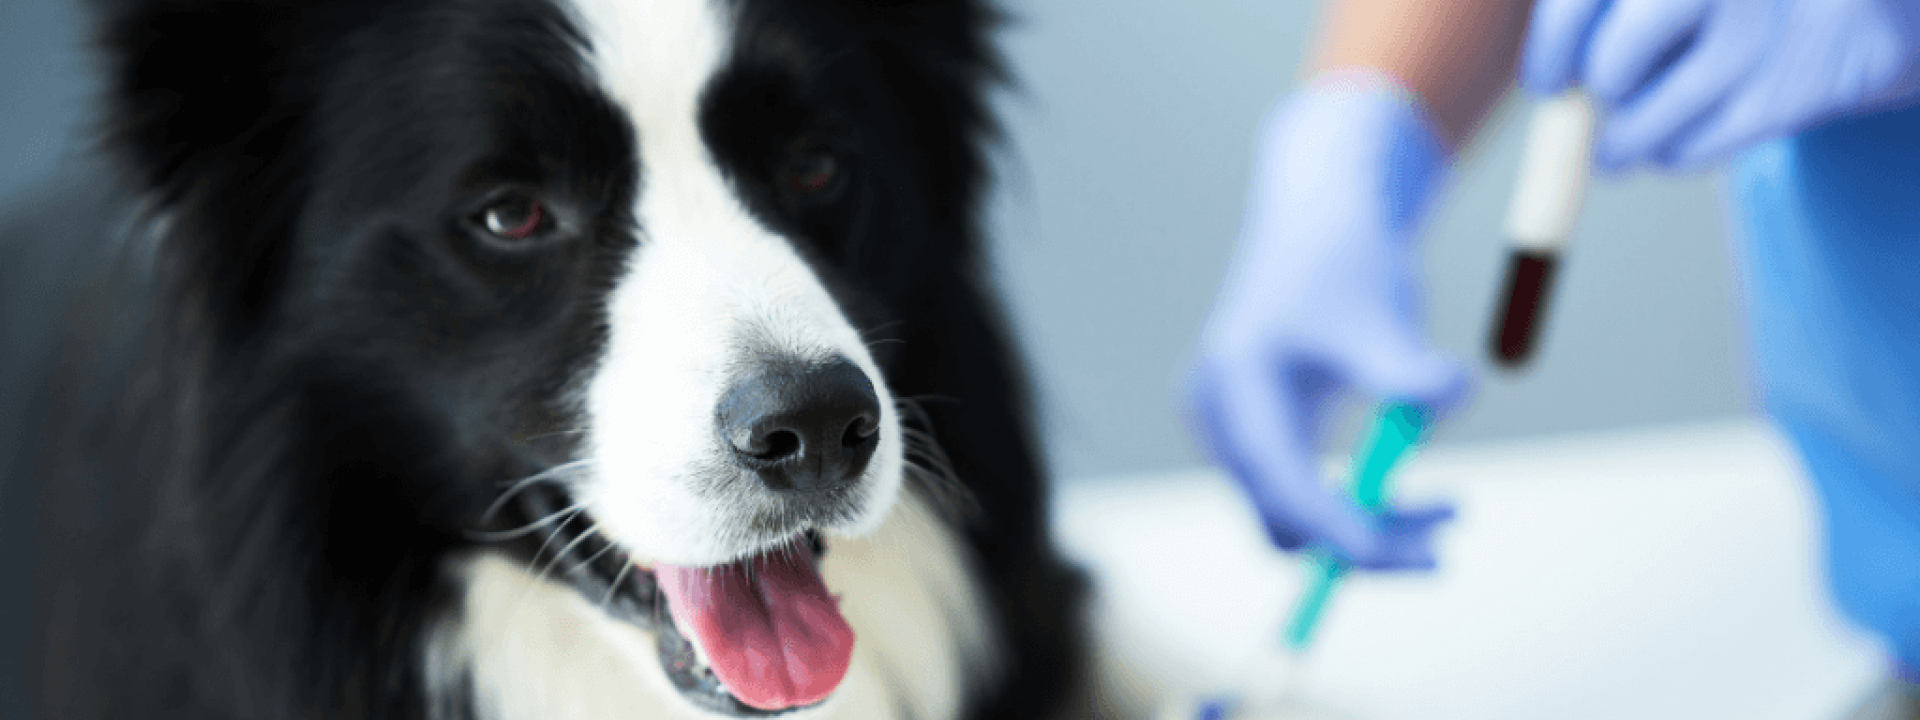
[{"xmin": 654, "ymin": 539, "xmax": 854, "ymax": 711}]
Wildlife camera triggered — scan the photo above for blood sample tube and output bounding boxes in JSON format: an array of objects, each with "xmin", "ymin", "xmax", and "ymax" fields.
[{"xmin": 1491, "ymin": 91, "xmax": 1597, "ymax": 369}]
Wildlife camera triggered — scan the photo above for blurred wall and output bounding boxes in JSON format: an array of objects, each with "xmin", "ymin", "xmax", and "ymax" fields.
[
  {"xmin": 0, "ymin": 0, "xmax": 94, "ymax": 202},
  {"xmin": 0, "ymin": 0, "xmax": 1753, "ymax": 485},
  {"xmin": 1, "ymin": 0, "xmax": 95, "ymax": 711}
]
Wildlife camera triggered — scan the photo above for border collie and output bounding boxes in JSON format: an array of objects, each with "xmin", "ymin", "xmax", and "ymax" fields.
[{"xmin": 5, "ymin": 0, "xmax": 1090, "ymax": 717}]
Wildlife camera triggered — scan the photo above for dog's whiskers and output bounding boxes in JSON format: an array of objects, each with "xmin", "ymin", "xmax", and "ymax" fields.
[
  {"xmin": 601, "ymin": 559, "xmax": 636, "ymax": 610},
  {"xmin": 493, "ymin": 457, "xmax": 596, "ymax": 489},
  {"xmin": 477, "ymin": 458, "xmax": 597, "ymax": 526},
  {"xmin": 465, "ymin": 501, "xmax": 587, "ymax": 542},
  {"xmin": 562, "ymin": 538, "xmax": 620, "ymax": 580},
  {"xmin": 858, "ymin": 320, "xmax": 905, "ymax": 340},
  {"xmin": 528, "ymin": 506, "xmax": 588, "ymax": 568},
  {"xmin": 894, "ymin": 398, "xmax": 980, "ymax": 523},
  {"xmin": 519, "ymin": 427, "xmax": 591, "ymax": 443},
  {"xmin": 533, "ymin": 523, "xmax": 601, "ymax": 583},
  {"xmin": 500, "ymin": 521, "xmax": 601, "ymax": 631},
  {"xmin": 900, "ymin": 393, "xmax": 962, "ymax": 408}
]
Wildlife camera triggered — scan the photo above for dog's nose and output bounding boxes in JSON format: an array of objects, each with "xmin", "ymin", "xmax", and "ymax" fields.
[{"xmin": 716, "ymin": 357, "xmax": 882, "ymax": 492}]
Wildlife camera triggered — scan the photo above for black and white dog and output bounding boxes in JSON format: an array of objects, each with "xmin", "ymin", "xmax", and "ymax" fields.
[{"xmin": 4, "ymin": 0, "xmax": 1090, "ymax": 717}]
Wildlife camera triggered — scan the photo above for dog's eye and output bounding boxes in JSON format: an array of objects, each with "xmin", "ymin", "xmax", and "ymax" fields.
[
  {"xmin": 783, "ymin": 152, "xmax": 843, "ymax": 198},
  {"xmin": 478, "ymin": 194, "xmax": 547, "ymax": 241}
]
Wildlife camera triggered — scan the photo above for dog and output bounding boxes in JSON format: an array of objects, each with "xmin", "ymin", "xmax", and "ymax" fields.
[{"xmin": 3, "ymin": 0, "xmax": 1091, "ymax": 717}]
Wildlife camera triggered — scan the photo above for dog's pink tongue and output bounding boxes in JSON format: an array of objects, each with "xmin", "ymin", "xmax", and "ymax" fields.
[{"xmin": 654, "ymin": 540, "xmax": 854, "ymax": 711}]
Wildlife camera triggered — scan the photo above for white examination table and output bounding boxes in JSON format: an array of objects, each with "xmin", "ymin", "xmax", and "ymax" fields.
[{"xmin": 1053, "ymin": 419, "xmax": 1888, "ymax": 720}]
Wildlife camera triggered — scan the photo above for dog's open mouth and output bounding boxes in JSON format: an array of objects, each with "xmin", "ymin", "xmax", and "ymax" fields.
[
  {"xmin": 546, "ymin": 511, "xmax": 849, "ymax": 716},
  {"xmin": 654, "ymin": 530, "xmax": 854, "ymax": 712}
]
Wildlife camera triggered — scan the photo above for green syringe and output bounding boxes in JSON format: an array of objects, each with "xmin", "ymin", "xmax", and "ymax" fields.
[
  {"xmin": 1179, "ymin": 401, "xmax": 1433, "ymax": 720},
  {"xmin": 1281, "ymin": 400, "xmax": 1432, "ymax": 653}
]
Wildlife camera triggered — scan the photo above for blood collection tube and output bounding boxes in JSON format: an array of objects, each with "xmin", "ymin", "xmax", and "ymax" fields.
[{"xmin": 1491, "ymin": 91, "xmax": 1597, "ymax": 369}]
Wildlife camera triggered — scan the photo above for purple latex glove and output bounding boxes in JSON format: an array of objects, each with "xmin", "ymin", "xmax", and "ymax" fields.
[
  {"xmin": 1524, "ymin": 0, "xmax": 1920, "ymax": 171},
  {"xmin": 1184, "ymin": 73, "xmax": 1470, "ymax": 571}
]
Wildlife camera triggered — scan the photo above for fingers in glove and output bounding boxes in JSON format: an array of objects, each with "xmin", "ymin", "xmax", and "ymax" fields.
[
  {"xmin": 1584, "ymin": 0, "xmax": 1714, "ymax": 107},
  {"xmin": 1382, "ymin": 502, "xmax": 1457, "ymax": 529},
  {"xmin": 1594, "ymin": 1, "xmax": 1771, "ymax": 169},
  {"xmin": 1186, "ymin": 353, "xmax": 1385, "ymax": 556},
  {"xmin": 1335, "ymin": 309, "xmax": 1472, "ymax": 418},
  {"xmin": 1522, "ymin": 0, "xmax": 1614, "ymax": 95},
  {"xmin": 1337, "ymin": 503, "xmax": 1453, "ymax": 570},
  {"xmin": 1669, "ymin": 16, "xmax": 1908, "ymax": 170},
  {"xmin": 1662, "ymin": 85, "xmax": 1776, "ymax": 171}
]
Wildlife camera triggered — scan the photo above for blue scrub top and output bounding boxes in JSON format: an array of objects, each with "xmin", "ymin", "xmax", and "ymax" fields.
[{"xmin": 1734, "ymin": 103, "xmax": 1920, "ymax": 667}]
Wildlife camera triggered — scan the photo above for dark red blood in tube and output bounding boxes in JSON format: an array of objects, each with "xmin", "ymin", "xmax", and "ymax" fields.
[{"xmin": 1490, "ymin": 250, "xmax": 1560, "ymax": 369}]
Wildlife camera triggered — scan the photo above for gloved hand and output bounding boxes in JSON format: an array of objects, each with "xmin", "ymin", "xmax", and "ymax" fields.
[
  {"xmin": 1524, "ymin": 0, "xmax": 1920, "ymax": 171},
  {"xmin": 1184, "ymin": 72, "xmax": 1470, "ymax": 571}
]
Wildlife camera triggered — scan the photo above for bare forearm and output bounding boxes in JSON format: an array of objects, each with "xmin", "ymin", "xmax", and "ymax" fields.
[{"xmin": 1309, "ymin": 0, "xmax": 1534, "ymax": 152}]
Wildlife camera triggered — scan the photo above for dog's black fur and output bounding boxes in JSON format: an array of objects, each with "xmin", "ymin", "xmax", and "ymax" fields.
[{"xmin": 1, "ymin": 0, "xmax": 1088, "ymax": 717}]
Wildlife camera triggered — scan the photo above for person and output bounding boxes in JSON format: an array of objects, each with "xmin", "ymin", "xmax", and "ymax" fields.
[{"xmin": 1183, "ymin": 0, "xmax": 1920, "ymax": 711}]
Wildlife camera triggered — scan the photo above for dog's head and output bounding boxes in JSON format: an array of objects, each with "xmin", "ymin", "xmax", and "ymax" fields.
[{"xmin": 97, "ymin": 0, "xmax": 997, "ymax": 712}]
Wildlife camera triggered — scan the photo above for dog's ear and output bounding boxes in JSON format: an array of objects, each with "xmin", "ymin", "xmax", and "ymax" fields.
[
  {"xmin": 87, "ymin": 0, "xmax": 361, "ymax": 329},
  {"xmin": 89, "ymin": 0, "xmax": 331, "ymax": 201}
]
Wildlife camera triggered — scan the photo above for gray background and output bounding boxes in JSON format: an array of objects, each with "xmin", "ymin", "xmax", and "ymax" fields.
[
  {"xmin": 1, "ymin": 0, "xmax": 96, "ymax": 199},
  {"xmin": 0, "ymin": 0, "xmax": 1752, "ymax": 483}
]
